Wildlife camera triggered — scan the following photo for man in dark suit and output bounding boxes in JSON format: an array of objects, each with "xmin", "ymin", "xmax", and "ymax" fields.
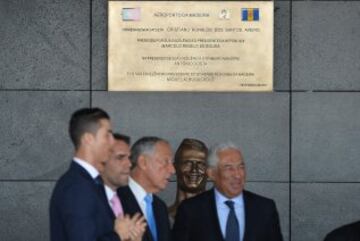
[
  {"xmin": 324, "ymin": 221, "xmax": 360, "ymax": 241},
  {"xmin": 50, "ymin": 108, "xmax": 145, "ymax": 241},
  {"xmin": 118, "ymin": 136, "xmax": 175, "ymax": 241},
  {"xmin": 173, "ymin": 142, "xmax": 283, "ymax": 241},
  {"xmin": 101, "ymin": 133, "xmax": 132, "ymax": 219}
]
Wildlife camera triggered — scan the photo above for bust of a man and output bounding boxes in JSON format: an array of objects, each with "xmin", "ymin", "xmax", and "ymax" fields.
[{"xmin": 168, "ymin": 138, "xmax": 208, "ymax": 219}]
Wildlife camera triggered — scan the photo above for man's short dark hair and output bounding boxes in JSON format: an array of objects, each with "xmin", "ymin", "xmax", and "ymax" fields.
[
  {"xmin": 69, "ymin": 108, "xmax": 110, "ymax": 149},
  {"xmin": 130, "ymin": 136, "xmax": 168, "ymax": 167},
  {"xmin": 113, "ymin": 133, "xmax": 131, "ymax": 145}
]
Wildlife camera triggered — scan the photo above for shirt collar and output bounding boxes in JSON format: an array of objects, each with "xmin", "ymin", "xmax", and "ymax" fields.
[
  {"xmin": 214, "ymin": 188, "xmax": 244, "ymax": 208},
  {"xmin": 104, "ymin": 185, "xmax": 116, "ymax": 202},
  {"xmin": 128, "ymin": 177, "xmax": 148, "ymax": 202},
  {"xmin": 73, "ymin": 157, "xmax": 99, "ymax": 179}
]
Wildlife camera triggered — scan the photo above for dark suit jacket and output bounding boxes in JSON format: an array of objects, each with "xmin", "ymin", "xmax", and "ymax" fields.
[
  {"xmin": 172, "ymin": 189, "xmax": 283, "ymax": 241},
  {"xmin": 324, "ymin": 221, "xmax": 360, "ymax": 241},
  {"xmin": 50, "ymin": 161, "xmax": 120, "ymax": 241},
  {"xmin": 117, "ymin": 186, "xmax": 172, "ymax": 241}
]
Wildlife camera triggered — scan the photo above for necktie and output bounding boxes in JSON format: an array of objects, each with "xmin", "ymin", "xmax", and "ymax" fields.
[
  {"xmin": 225, "ymin": 200, "xmax": 240, "ymax": 241},
  {"xmin": 144, "ymin": 194, "xmax": 158, "ymax": 241},
  {"xmin": 110, "ymin": 193, "xmax": 123, "ymax": 217}
]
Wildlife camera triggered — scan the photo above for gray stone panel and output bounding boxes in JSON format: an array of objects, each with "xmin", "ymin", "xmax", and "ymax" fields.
[
  {"xmin": 274, "ymin": 1, "xmax": 290, "ymax": 91},
  {"xmin": 92, "ymin": 0, "xmax": 107, "ymax": 90},
  {"xmin": 292, "ymin": 93, "xmax": 360, "ymax": 182},
  {"xmin": 92, "ymin": 1, "xmax": 290, "ymax": 91},
  {"xmin": 0, "ymin": 91, "xmax": 89, "ymax": 180},
  {"xmin": 93, "ymin": 92, "xmax": 289, "ymax": 181},
  {"xmin": 0, "ymin": 181, "xmax": 54, "ymax": 241},
  {"xmin": 292, "ymin": 183, "xmax": 360, "ymax": 241},
  {"xmin": 0, "ymin": 0, "xmax": 89, "ymax": 90},
  {"xmin": 292, "ymin": 1, "xmax": 360, "ymax": 90}
]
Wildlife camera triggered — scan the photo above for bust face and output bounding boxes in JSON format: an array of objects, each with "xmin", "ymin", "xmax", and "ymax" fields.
[{"xmin": 176, "ymin": 149, "xmax": 207, "ymax": 193}]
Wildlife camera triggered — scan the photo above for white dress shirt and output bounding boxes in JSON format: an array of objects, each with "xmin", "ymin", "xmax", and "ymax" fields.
[
  {"xmin": 215, "ymin": 188, "xmax": 245, "ymax": 241},
  {"xmin": 128, "ymin": 177, "xmax": 151, "ymax": 220},
  {"xmin": 104, "ymin": 185, "xmax": 116, "ymax": 207}
]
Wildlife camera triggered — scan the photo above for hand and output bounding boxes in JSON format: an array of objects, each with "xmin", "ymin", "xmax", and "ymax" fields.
[
  {"xmin": 114, "ymin": 214, "xmax": 132, "ymax": 240},
  {"xmin": 129, "ymin": 213, "xmax": 146, "ymax": 241},
  {"xmin": 114, "ymin": 213, "xmax": 146, "ymax": 241}
]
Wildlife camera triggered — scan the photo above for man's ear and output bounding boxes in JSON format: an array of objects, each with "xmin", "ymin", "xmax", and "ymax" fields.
[
  {"xmin": 137, "ymin": 155, "xmax": 147, "ymax": 170},
  {"xmin": 82, "ymin": 132, "xmax": 95, "ymax": 146},
  {"xmin": 206, "ymin": 167, "xmax": 215, "ymax": 181}
]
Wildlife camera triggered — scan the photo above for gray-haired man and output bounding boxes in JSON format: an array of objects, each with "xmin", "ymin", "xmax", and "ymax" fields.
[
  {"xmin": 118, "ymin": 136, "xmax": 175, "ymax": 241},
  {"xmin": 173, "ymin": 142, "xmax": 283, "ymax": 241}
]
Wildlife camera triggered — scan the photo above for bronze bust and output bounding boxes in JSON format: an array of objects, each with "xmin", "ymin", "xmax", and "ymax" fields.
[{"xmin": 168, "ymin": 138, "xmax": 208, "ymax": 219}]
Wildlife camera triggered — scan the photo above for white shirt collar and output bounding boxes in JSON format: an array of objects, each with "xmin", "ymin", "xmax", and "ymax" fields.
[
  {"xmin": 104, "ymin": 185, "xmax": 116, "ymax": 202},
  {"xmin": 73, "ymin": 157, "xmax": 99, "ymax": 179},
  {"xmin": 214, "ymin": 188, "xmax": 244, "ymax": 208},
  {"xmin": 128, "ymin": 177, "xmax": 149, "ymax": 217},
  {"xmin": 129, "ymin": 177, "xmax": 148, "ymax": 200}
]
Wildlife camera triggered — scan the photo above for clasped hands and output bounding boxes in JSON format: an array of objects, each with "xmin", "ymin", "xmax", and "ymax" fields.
[{"xmin": 114, "ymin": 213, "xmax": 147, "ymax": 241}]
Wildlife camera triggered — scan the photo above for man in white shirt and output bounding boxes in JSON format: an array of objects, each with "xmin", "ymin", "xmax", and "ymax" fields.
[{"xmin": 117, "ymin": 136, "xmax": 175, "ymax": 241}]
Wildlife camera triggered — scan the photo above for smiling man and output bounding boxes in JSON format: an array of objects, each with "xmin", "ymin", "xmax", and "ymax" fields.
[
  {"xmin": 168, "ymin": 138, "xmax": 208, "ymax": 219},
  {"xmin": 102, "ymin": 133, "xmax": 146, "ymax": 241},
  {"xmin": 118, "ymin": 136, "xmax": 175, "ymax": 241},
  {"xmin": 102, "ymin": 133, "xmax": 132, "ymax": 190},
  {"xmin": 172, "ymin": 142, "xmax": 283, "ymax": 241}
]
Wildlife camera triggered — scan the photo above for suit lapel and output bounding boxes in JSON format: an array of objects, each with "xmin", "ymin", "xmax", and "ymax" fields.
[
  {"xmin": 117, "ymin": 186, "xmax": 144, "ymax": 215},
  {"xmin": 243, "ymin": 191, "xmax": 255, "ymax": 241},
  {"xmin": 103, "ymin": 188, "xmax": 115, "ymax": 220},
  {"xmin": 209, "ymin": 189, "xmax": 226, "ymax": 241},
  {"xmin": 117, "ymin": 186, "xmax": 154, "ymax": 241},
  {"xmin": 70, "ymin": 161, "xmax": 115, "ymax": 225},
  {"xmin": 70, "ymin": 161, "xmax": 94, "ymax": 181},
  {"xmin": 153, "ymin": 197, "xmax": 170, "ymax": 241},
  {"xmin": 70, "ymin": 161, "xmax": 103, "ymax": 196},
  {"xmin": 153, "ymin": 199, "xmax": 162, "ymax": 241}
]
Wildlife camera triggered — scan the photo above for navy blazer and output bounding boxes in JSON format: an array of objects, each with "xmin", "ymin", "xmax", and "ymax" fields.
[
  {"xmin": 50, "ymin": 161, "xmax": 120, "ymax": 241},
  {"xmin": 324, "ymin": 221, "xmax": 360, "ymax": 241},
  {"xmin": 117, "ymin": 186, "xmax": 172, "ymax": 241},
  {"xmin": 172, "ymin": 189, "xmax": 283, "ymax": 241}
]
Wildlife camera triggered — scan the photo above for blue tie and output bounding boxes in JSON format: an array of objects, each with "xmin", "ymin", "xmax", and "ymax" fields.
[
  {"xmin": 144, "ymin": 194, "xmax": 158, "ymax": 241},
  {"xmin": 225, "ymin": 200, "xmax": 240, "ymax": 241}
]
